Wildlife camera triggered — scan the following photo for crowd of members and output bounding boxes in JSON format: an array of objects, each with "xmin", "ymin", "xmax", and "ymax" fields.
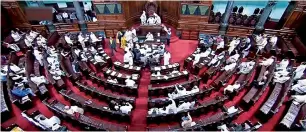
[{"xmin": 167, "ymin": 84, "xmax": 200, "ymax": 99}]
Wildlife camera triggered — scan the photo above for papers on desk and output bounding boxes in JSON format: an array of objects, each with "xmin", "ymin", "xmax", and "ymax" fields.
[
  {"xmin": 111, "ymin": 71, "xmax": 116, "ymax": 76},
  {"xmin": 183, "ymin": 71, "xmax": 188, "ymax": 75},
  {"xmin": 136, "ymin": 67, "xmax": 141, "ymax": 70},
  {"xmin": 114, "ymin": 61, "xmax": 121, "ymax": 65},
  {"xmin": 129, "ymin": 66, "xmax": 133, "ymax": 69},
  {"xmin": 154, "ymin": 67, "xmax": 161, "ymax": 71},
  {"xmin": 161, "ymin": 66, "xmax": 166, "ymax": 69},
  {"xmin": 124, "ymin": 64, "xmax": 129, "ymax": 68},
  {"xmin": 118, "ymin": 73, "xmax": 122, "ymax": 77},
  {"xmin": 106, "ymin": 69, "xmax": 111, "ymax": 74}
]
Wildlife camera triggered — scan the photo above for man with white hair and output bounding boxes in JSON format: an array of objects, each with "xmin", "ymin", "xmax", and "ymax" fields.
[{"xmin": 140, "ymin": 11, "xmax": 147, "ymax": 25}]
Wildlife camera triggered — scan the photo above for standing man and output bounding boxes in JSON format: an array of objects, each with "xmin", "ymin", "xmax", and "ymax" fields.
[
  {"xmin": 109, "ymin": 37, "xmax": 117, "ymax": 56},
  {"xmin": 166, "ymin": 28, "xmax": 171, "ymax": 46}
]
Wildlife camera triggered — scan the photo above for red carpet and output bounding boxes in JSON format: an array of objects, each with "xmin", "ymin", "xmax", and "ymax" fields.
[{"xmin": 1, "ymin": 26, "xmax": 289, "ymax": 131}]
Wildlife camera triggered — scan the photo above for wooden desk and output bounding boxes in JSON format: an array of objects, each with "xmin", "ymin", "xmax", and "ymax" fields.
[
  {"xmin": 280, "ymin": 102, "xmax": 305, "ymax": 129},
  {"xmin": 59, "ymin": 90, "xmax": 132, "ymax": 123},
  {"xmin": 148, "ymin": 76, "xmax": 200, "ymax": 97},
  {"xmin": 150, "ymin": 70, "xmax": 189, "ymax": 84},
  {"xmin": 102, "ymin": 67, "xmax": 140, "ymax": 84},
  {"xmin": 43, "ymin": 99, "xmax": 128, "ymax": 131},
  {"xmin": 114, "ymin": 61, "xmax": 141, "ymax": 74},
  {"xmin": 151, "ymin": 63, "xmax": 180, "ymax": 74},
  {"xmin": 201, "ymin": 57, "xmax": 226, "ymax": 83}
]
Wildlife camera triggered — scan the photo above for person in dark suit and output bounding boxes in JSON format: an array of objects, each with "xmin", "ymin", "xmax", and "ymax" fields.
[{"xmin": 109, "ymin": 37, "xmax": 117, "ymax": 56}]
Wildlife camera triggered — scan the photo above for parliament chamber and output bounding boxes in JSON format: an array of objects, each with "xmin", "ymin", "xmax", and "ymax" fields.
[{"xmin": 2, "ymin": 0, "xmax": 306, "ymax": 131}]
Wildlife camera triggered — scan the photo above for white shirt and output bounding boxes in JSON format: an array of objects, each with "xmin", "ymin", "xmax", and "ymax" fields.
[
  {"xmin": 11, "ymin": 32, "xmax": 21, "ymax": 41},
  {"xmin": 270, "ymin": 36, "xmax": 278, "ymax": 47},
  {"xmin": 259, "ymin": 58, "xmax": 274, "ymax": 66},
  {"xmin": 291, "ymin": 95, "xmax": 306, "ymax": 104},
  {"xmin": 224, "ymin": 83, "xmax": 241, "ymax": 93},
  {"xmin": 227, "ymin": 106, "xmax": 238, "ymax": 115},
  {"xmin": 140, "ymin": 11, "xmax": 147, "ymax": 24},
  {"xmin": 239, "ymin": 61, "xmax": 255, "ymax": 74},
  {"xmin": 124, "ymin": 53, "xmax": 132, "ymax": 63},
  {"xmin": 30, "ymin": 31, "xmax": 38, "ymax": 38},
  {"xmin": 146, "ymin": 33, "xmax": 154, "ymax": 41},
  {"xmin": 125, "ymin": 78, "xmax": 135, "ymax": 87},
  {"xmin": 83, "ymin": 3, "xmax": 92, "ymax": 11},
  {"xmin": 70, "ymin": 106, "xmax": 84, "ymax": 114},
  {"xmin": 163, "ymin": 52, "xmax": 171, "ymax": 65},
  {"xmin": 224, "ymin": 62, "xmax": 237, "ymax": 71},
  {"xmin": 193, "ymin": 48, "xmax": 211, "ymax": 65},
  {"xmin": 226, "ymin": 54, "xmax": 240, "ymax": 64},
  {"xmin": 294, "ymin": 64, "xmax": 306, "ymax": 80},
  {"xmin": 292, "ymin": 79, "xmax": 306, "ymax": 94},
  {"xmin": 276, "ymin": 59, "xmax": 289, "ymax": 70},
  {"xmin": 62, "ymin": 12, "xmax": 68, "ymax": 19},
  {"xmin": 65, "ymin": 35, "xmax": 73, "ymax": 44},
  {"xmin": 31, "ymin": 76, "xmax": 47, "ymax": 86},
  {"xmin": 177, "ymin": 101, "xmax": 195, "ymax": 112},
  {"xmin": 147, "ymin": 17, "xmax": 155, "ymax": 25},
  {"xmin": 217, "ymin": 40, "xmax": 225, "ymax": 49},
  {"xmin": 94, "ymin": 55, "xmax": 104, "ymax": 63},
  {"xmin": 120, "ymin": 104, "xmax": 133, "ymax": 114},
  {"xmin": 90, "ymin": 33, "xmax": 100, "ymax": 42}
]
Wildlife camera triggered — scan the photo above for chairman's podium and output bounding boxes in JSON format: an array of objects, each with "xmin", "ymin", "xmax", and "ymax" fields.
[{"xmin": 137, "ymin": 25, "xmax": 166, "ymax": 36}]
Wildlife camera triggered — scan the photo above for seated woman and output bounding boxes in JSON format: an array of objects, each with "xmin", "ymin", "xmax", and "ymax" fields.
[
  {"xmin": 145, "ymin": 32, "xmax": 154, "ymax": 42},
  {"xmin": 64, "ymin": 105, "xmax": 84, "ymax": 115},
  {"xmin": 90, "ymin": 32, "xmax": 101, "ymax": 43},
  {"xmin": 181, "ymin": 112, "xmax": 196, "ymax": 128},
  {"xmin": 30, "ymin": 74, "xmax": 48, "ymax": 86},
  {"xmin": 11, "ymin": 30, "xmax": 22, "ymax": 42},
  {"xmin": 11, "ymin": 83, "xmax": 36, "ymax": 98}
]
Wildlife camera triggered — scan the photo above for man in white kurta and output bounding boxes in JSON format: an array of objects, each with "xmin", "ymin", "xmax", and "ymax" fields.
[
  {"xmin": 228, "ymin": 38, "xmax": 240, "ymax": 55},
  {"xmin": 140, "ymin": 11, "xmax": 147, "ymax": 25},
  {"xmin": 193, "ymin": 48, "xmax": 212, "ymax": 65},
  {"xmin": 294, "ymin": 63, "xmax": 306, "ymax": 80},
  {"xmin": 163, "ymin": 51, "xmax": 171, "ymax": 65},
  {"xmin": 11, "ymin": 30, "xmax": 22, "ymax": 42},
  {"xmin": 291, "ymin": 79, "xmax": 306, "ymax": 94},
  {"xmin": 269, "ymin": 35, "xmax": 278, "ymax": 48},
  {"xmin": 256, "ymin": 36, "xmax": 268, "ymax": 54},
  {"xmin": 154, "ymin": 13, "xmax": 161, "ymax": 25},
  {"xmin": 147, "ymin": 17, "xmax": 155, "ymax": 25},
  {"xmin": 90, "ymin": 32, "xmax": 101, "ymax": 43}
]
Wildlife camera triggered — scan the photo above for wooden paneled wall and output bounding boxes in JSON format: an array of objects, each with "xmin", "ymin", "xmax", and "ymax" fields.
[
  {"xmin": 122, "ymin": 1, "xmax": 147, "ymax": 27},
  {"xmin": 283, "ymin": 1, "xmax": 306, "ymax": 29},
  {"xmin": 1, "ymin": 1, "xmax": 31, "ymax": 28},
  {"xmin": 160, "ymin": 1, "xmax": 180, "ymax": 28}
]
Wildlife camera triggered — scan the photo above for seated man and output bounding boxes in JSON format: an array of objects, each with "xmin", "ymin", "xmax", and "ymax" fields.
[
  {"xmin": 78, "ymin": 32, "xmax": 88, "ymax": 49},
  {"xmin": 3, "ymin": 42, "xmax": 20, "ymax": 52},
  {"xmin": 90, "ymin": 32, "xmax": 101, "ymax": 43},
  {"xmin": 25, "ymin": 34, "xmax": 34, "ymax": 43},
  {"xmin": 269, "ymin": 35, "xmax": 278, "ymax": 48},
  {"xmin": 11, "ymin": 83, "xmax": 36, "ymax": 98},
  {"xmin": 276, "ymin": 59, "xmax": 289, "ymax": 71},
  {"xmin": 9, "ymin": 63, "xmax": 25, "ymax": 74},
  {"xmin": 222, "ymin": 62, "xmax": 237, "ymax": 72},
  {"xmin": 33, "ymin": 47, "xmax": 44, "ymax": 66},
  {"xmin": 224, "ymin": 82, "xmax": 241, "ymax": 94},
  {"xmin": 259, "ymin": 57, "xmax": 274, "ymax": 66},
  {"xmin": 181, "ymin": 112, "xmax": 196, "ymax": 128},
  {"xmin": 145, "ymin": 32, "xmax": 154, "ymax": 42},
  {"xmin": 291, "ymin": 79, "xmax": 306, "ymax": 94},
  {"xmin": 226, "ymin": 53, "xmax": 240, "ymax": 64},
  {"xmin": 218, "ymin": 124, "xmax": 230, "ymax": 132},
  {"xmin": 216, "ymin": 36, "xmax": 225, "ymax": 50},
  {"xmin": 177, "ymin": 101, "xmax": 195, "ymax": 112},
  {"xmin": 37, "ymin": 35, "xmax": 47, "ymax": 49},
  {"xmin": 208, "ymin": 51, "xmax": 225, "ymax": 67},
  {"xmin": 193, "ymin": 48, "xmax": 212, "ymax": 65},
  {"xmin": 166, "ymin": 98, "xmax": 177, "ymax": 114},
  {"xmin": 24, "ymin": 38, "xmax": 33, "ymax": 48},
  {"xmin": 94, "ymin": 53, "xmax": 105, "ymax": 63},
  {"xmin": 11, "ymin": 30, "xmax": 22, "ymax": 42},
  {"xmin": 185, "ymin": 85, "xmax": 200, "ymax": 95},
  {"xmin": 107, "ymin": 77, "xmax": 118, "ymax": 84},
  {"xmin": 29, "ymin": 30, "xmax": 39, "ymax": 38},
  {"xmin": 119, "ymin": 102, "xmax": 133, "ymax": 114},
  {"xmin": 30, "ymin": 74, "xmax": 48, "ymax": 86},
  {"xmin": 294, "ymin": 62, "xmax": 306, "ymax": 80},
  {"xmin": 226, "ymin": 106, "xmax": 239, "ymax": 115},
  {"xmin": 64, "ymin": 33, "xmax": 73, "ymax": 45},
  {"xmin": 168, "ymin": 84, "xmax": 187, "ymax": 99},
  {"xmin": 238, "ymin": 61, "xmax": 255, "ymax": 74},
  {"xmin": 34, "ymin": 115, "xmax": 62, "ymax": 131},
  {"xmin": 125, "ymin": 77, "xmax": 135, "ymax": 87},
  {"xmin": 64, "ymin": 105, "xmax": 84, "ymax": 115},
  {"xmin": 256, "ymin": 35, "xmax": 268, "ymax": 54},
  {"xmin": 228, "ymin": 37, "xmax": 240, "ymax": 55},
  {"xmin": 291, "ymin": 94, "xmax": 306, "ymax": 104}
]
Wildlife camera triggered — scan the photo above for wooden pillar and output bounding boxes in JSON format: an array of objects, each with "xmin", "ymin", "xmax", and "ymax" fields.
[
  {"xmin": 2, "ymin": 1, "xmax": 31, "ymax": 28},
  {"xmin": 283, "ymin": 1, "xmax": 306, "ymax": 29}
]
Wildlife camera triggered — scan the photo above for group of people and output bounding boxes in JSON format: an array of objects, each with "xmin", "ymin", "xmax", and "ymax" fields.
[
  {"xmin": 168, "ymin": 84, "xmax": 200, "ymax": 99},
  {"xmin": 140, "ymin": 11, "xmax": 161, "ymax": 25},
  {"xmin": 109, "ymin": 100, "xmax": 133, "ymax": 114}
]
